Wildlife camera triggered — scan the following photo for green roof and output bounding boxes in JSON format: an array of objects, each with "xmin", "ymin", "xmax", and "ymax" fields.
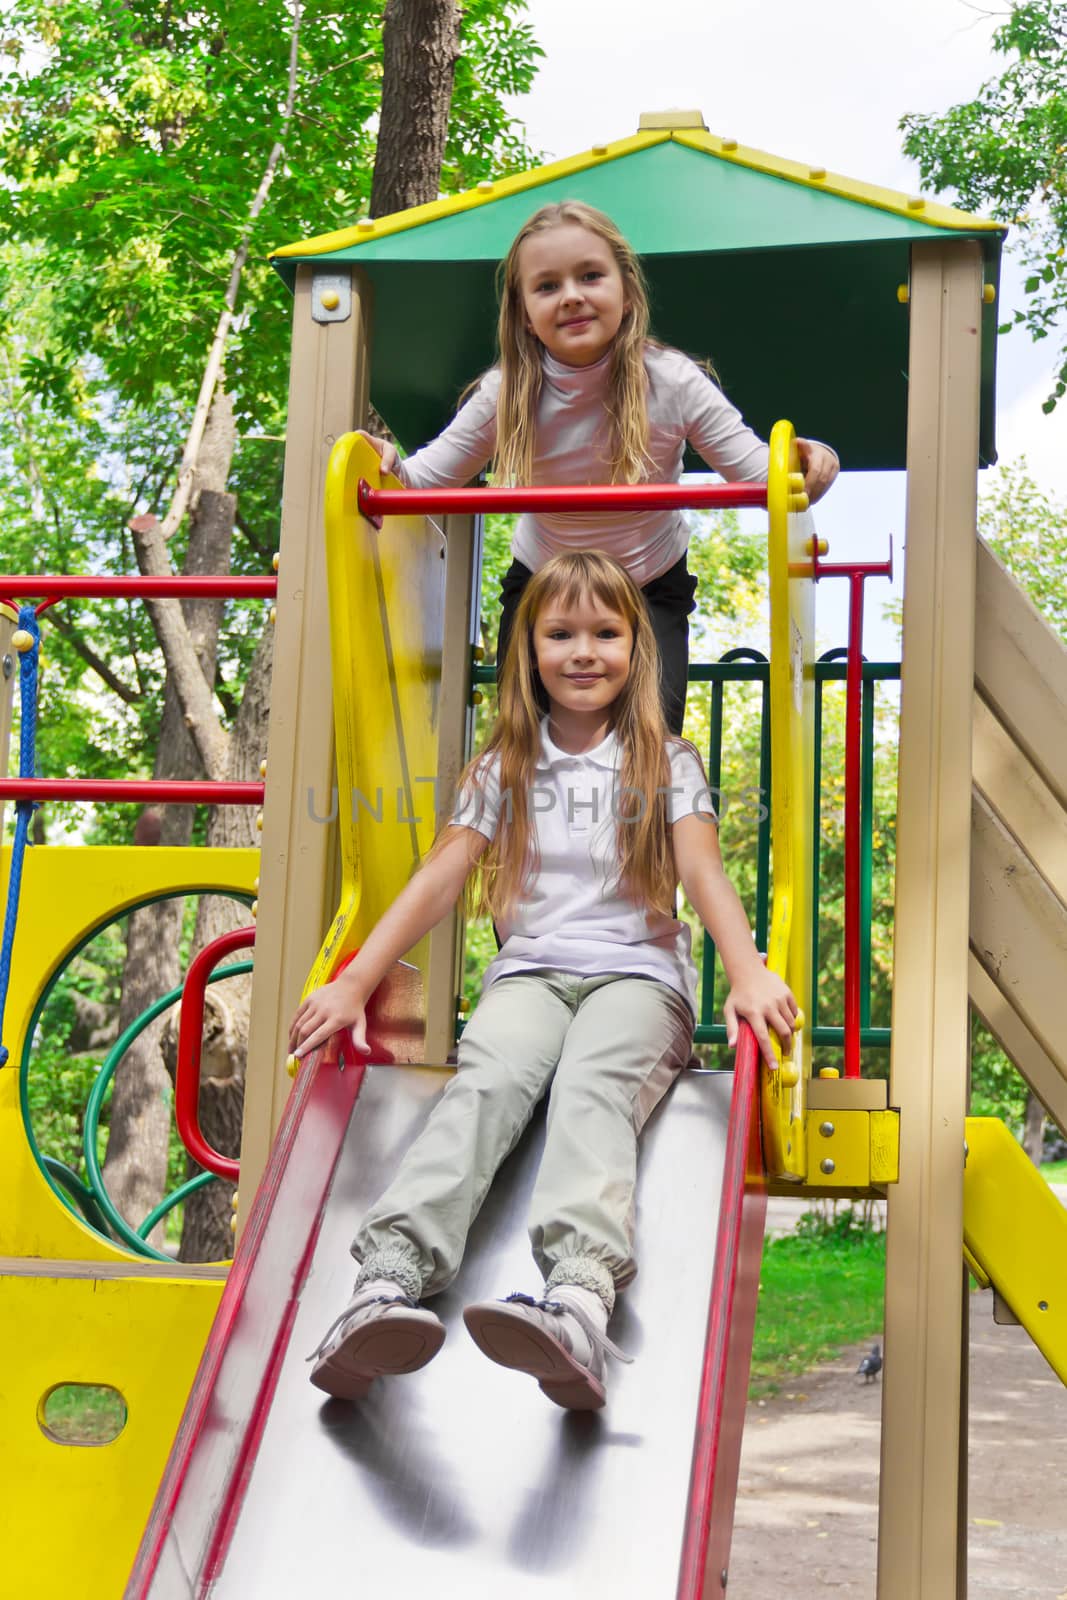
[{"xmin": 272, "ymin": 126, "xmax": 1006, "ymax": 471}]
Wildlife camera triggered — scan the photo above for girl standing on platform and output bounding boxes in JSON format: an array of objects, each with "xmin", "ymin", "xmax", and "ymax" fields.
[
  {"xmin": 290, "ymin": 550, "xmax": 797, "ymax": 1411},
  {"xmin": 357, "ymin": 200, "xmax": 838, "ymax": 733}
]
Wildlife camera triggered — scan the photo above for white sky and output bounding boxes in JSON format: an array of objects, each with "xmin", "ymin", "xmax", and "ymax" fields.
[{"xmin": 507, "ymin": 0, "xmax": 1067, "ymax": 655}]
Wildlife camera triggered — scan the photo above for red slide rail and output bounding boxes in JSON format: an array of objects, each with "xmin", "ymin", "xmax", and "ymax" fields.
[{"xmin": 677, "ymin": 1023, "xmax": 768, "ymax": 1599}]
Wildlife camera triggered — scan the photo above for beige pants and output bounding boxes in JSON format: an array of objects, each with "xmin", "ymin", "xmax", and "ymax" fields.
[{"xmin": 352, "ymin": 970, "xmax": 695, "ymax": 1311}]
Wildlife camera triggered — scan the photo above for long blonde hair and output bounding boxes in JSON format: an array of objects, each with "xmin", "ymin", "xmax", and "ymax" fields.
[
  {"xmin": 493, "ymin": 202, "xmax": 654, "ymax": 487},
  {"xmin": 457, "ymin": 551, "xmax": 687, "ymax": 921}
]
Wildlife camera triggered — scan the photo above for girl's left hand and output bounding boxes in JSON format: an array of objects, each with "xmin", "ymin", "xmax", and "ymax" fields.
[
  {"xmin": 796, "ymin": 438, "xmax": 839, "ymax": 505},
  {"xmin": 723, "ymin": 967, "xmax": 799, "ymax": 1070}
]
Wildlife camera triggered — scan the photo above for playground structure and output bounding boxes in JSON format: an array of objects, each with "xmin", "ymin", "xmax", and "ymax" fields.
[{"xmin": 0, "ymin": 110, "xmax": 1065, "ymax": 1597}]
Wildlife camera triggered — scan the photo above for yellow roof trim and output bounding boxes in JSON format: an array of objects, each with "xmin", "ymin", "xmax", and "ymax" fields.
[
  {"xmin": 672, "ymin": 128, "xmax": 1005, "ymax": 234},
  {"xmin": 270, "ymin": 130, "xmax": 671, "ymax": 260}
]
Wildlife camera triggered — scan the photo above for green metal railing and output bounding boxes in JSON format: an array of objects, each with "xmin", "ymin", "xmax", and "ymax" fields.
[{"xmin": 473, "ymin": 649, "xmax": 901, "ymax": 1056}]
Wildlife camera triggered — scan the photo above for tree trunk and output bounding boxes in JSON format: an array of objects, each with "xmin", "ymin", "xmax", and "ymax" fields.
[
  {"xmin": 175, "ymin": 626, "xmax": 273, "ymax": 1262},
  {"xmin": 102, "ymin": 393, "xmax": 236, "ymax": 1248},
  {"xmin": 1022, "ymin": 1089, "xmax": 1046, "ymax": 1165},
  {"xmin": 139, "ymin": 14, "xmax": 464, "ymax": 1259},
  {"xmin": 370, "ymin": 0, "xmax": 461, "ymax": 217}
]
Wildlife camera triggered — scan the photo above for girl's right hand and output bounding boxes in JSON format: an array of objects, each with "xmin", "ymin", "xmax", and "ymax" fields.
[
  {"xmin": 288, "ymin": 983, "xmax": 372, "ymax": 1062},
  {"xmin": 357, "ymin": 429, "xmax": 399, "ymax": 477}
]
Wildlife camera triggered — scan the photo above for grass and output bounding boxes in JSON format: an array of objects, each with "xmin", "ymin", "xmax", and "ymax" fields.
[
  {"xmin": 1040, "ymin": 1159, "xmax": 1067, "ymax": 1184},
  {"xmin": 39, "ymin": 1384, "xmax": 127, "ymax": 1445},
  {"xmin": 749, "ymin": 1208, "xmax": 886, "ymax": 1398}
]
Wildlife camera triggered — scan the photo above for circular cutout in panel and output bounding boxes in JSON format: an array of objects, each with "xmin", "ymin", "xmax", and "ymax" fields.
[{"xmin": 38, "ymin": 1383, "xmax": 128, "ymax": 1446}]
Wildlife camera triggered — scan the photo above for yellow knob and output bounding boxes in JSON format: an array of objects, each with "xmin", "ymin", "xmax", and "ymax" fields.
[
  {"xmin": 471, "ymin": 689, "xmax": 484, "ymax": 706},
  {"xmin": 897, "ymin": 283, "xmax": 910, "ymax": 304},
  {"xmin": 255, "ymin": 812, "xmax": 264, "ymax": 831},
  {"xmin": 805, "ymin": 537, "xmax": 828, "ymax": 558},
  {"xmin": 779, "ymin": 1061, "xmax": 800, "ymax": 1087},
  {"xmin": 790, "ymin": 493, "xmax": 810, "ymax": 513},
  {"xmin": 269, "ymin": 606, "xmax": 277, "ymax": 625},
  {"xmin": 272, "ymin": 552, "xmax": 280, "ymax": 572},
  {"xmin": 320, "ymin": 289, "xmax": 340, "ymax": 311},
  {"xmin": 11, "ymin": 629, "xmax": 34, "ymax": 653},
  {"xmin": 793, "ymin": 1009, "xmax": 805, "ymax": 1031},
  {"xmin": 259, "ymin": 759, "xmax": 267, "ymax": 778},
  {"xmin": 253, "ymin": 875, "xmax": 260, "ymax": 891},
  {"xmin": 251, "ymin": 899, "xmax": 258, "ymax": 918},
  {"xmin": 458, "ymin": 996, "xmax": 471, "ymax": 1015},
  {"xmin": 231, "ymin": 1191, "xmax": 240, "ymax": 1211},
  {"xmin": 818, "ymin": 1067, "xmax": 841, "ymax": 1079},
  {"xmin": 477, "ymin": 180, "xmax": 494, "ymax": 193},
  {"xmin": 230, "ymin": 1213, "xmax": 238, "ymax": 1233},
  {"xmin": 982, "ymin": 282, "xmax": 996, "ymax": 304},
  {"xmin": 788, "ymin": 472, "xmax": 805, "ymax": 492},
  {"xmin": 473, "ymin": 645, "xmax": 485, "ymax": 662},
  {"xmin": 286, "ymin": 1053, "xmax": 300, "ymax": 1079}
]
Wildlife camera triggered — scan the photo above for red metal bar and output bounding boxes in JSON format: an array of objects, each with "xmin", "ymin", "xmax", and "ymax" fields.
[
  {"xmin": 0, "ymin": 779, "xmax": 264, "ymax": 804},
  {"xmin": 812, "ymin": 548, "xmax": 892, "ymax": 1080},
  {"xmin": 174, "ymin": 927, "xmax": 256, "ymax": 1183},
  {"xmin": 843, "ymin": 573, "xmax": 865, "ymax": 1080},
  {"xmin": 357, "ymin": 477, "xmax": 768, "ymax": 527},
  {"xmin": 0, "ymin": 576, "xmax": 276, "ymax": 601},
  {"xmin": 678, "ymin": 1023, "xmax": 767, "ymax": 1599}
]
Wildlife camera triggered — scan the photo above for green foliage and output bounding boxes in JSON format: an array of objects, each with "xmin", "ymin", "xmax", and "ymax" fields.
[
  {"xmin": 750, "ymin": 1212, "xmax": 885, "ymax": 1397},
  {"xmin": 900, "ymin": 0, "xmax": 1067, "ymax": 410},
  {"xmin": 0, "ymin": 0, "xmax": 542, "ymax": 838},
  {"xmin": 0, "ymin": 0, "xmax": 543, "ymax": 420},
  {"xmin": 979, "ymin": 458, "xmax": 1067, "ymax": 641}
]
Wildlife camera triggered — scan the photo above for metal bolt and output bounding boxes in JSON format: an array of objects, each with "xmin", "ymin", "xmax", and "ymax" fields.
[
  {"xmin": 819, "ymin": 1120, "xmax": 835, "ymax": 1138},
  {"xmin": 2, "ymin": 653, "xmax": 12, "ymax": 679},
  {"xmin": 720, "ymin": 1569, "xmax": 728, "ymax": 1589},
  {"xmin": 1039, "ymin": 1300, "xmax": 1049, "ymax": 1312},
  {"xmin": 820, "ymin": 1157, "xmax": 836, "ymax": 1176}
]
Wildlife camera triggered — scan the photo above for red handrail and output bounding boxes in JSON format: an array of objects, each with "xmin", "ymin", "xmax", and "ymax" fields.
[
  {"xmin": 0, "ymin": 576, "xmax": 276, "ymax": 600},
  {"xmin": 357, "ymin": 478, "xmax": 768, "ymax": 528},
  {"xmin": 175, "ymin": 927, "xmax": 257, "ymax": 1182},
  {"xmin": 0, "ymin": 779, "xmax": 264, "ymax": 804}
]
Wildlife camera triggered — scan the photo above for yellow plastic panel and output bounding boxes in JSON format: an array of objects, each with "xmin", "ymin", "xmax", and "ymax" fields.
[
  {"xmin": 305, "ymin": 434, "xmax": 446, "ymax": 1005},
  {"xmin": 762, "ymin": 421, "xmax": 816, "ymax": 1180},
  {"xmin": 964, "ymin": 1116, "xmax": 1067, "ymax": 1382},
  {"xmin": 0, "ymin": 845, "xmax": 258, "ymax": 1263},
  {"xmin": 0, "ymin": 1268, "xmax": 222, "ymax": 1599}
]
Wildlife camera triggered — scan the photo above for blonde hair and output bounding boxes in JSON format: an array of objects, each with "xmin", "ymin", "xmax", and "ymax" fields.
[
  {"xmin": 493, "ymin": 202, "xmax": 654, "ymax": 487},
  {"xmin": 456, "ymin": 551, "xmax": 689, "ymax": 921}
]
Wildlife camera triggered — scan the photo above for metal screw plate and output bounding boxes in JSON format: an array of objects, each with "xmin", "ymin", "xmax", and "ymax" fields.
[{"xmin": 311, "ymin": 272, "xmax": 352, "ymax": 324}]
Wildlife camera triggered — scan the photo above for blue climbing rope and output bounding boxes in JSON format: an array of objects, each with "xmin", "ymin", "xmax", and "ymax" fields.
[{"xmin": 0, "ymin": 604, "xmax": 41, "ymax": 1068}]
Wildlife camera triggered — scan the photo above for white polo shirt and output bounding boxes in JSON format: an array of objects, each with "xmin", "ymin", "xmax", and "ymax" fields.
[{"xmin": 452, "ymin": 721, "xmax": 717, "ymax": 1013}]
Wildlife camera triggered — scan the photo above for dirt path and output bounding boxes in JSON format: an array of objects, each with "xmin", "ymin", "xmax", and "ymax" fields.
[{"xmin": 727, "ymin": 1290, "xmax": 1067, "ymax": 1598}]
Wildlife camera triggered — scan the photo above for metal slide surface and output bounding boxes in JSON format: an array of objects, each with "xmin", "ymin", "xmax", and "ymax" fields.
[
  {"xmin": 213, "ymin": 1064, "xmax": 733, "ymax": 1599},
  {"xmin": 134, "ymin": 1056, "xmax": 750, "ymax": 1599}
]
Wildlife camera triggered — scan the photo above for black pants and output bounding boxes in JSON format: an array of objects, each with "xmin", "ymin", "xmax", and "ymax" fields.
[{"xmin": 496, "ymin": 554, "xmax": 698, "ymax": 735}]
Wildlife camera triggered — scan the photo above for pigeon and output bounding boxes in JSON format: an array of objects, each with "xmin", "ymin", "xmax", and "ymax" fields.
[{"xmin": 857, "ymin": 1343, "xmax": 882, "ymax": 1383}]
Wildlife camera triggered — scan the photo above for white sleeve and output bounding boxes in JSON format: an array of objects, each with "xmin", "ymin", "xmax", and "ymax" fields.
[
  {"xmin": 676, "ymin": 355, "xmax": 770, "ymax": 484},
  {"xmin": 396, "ymin": 370, "xmax": 500, "ymax": 490},
  {"xmin": 450, "ymin": 752, "xmax": 502, "ymax": 841},
  {"xmin": 664, "ymin": 741, "xmax": 718, "ymax": 826}
]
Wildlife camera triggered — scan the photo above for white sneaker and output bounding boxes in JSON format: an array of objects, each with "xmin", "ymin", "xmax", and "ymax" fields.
[
  {"xmin": 307, "ymin": 1282, "xmax": 445, "ymax": 1399},
  {"xmin": 463, "ymin": 1290, "xmax": 631, "ymax": 1411}
]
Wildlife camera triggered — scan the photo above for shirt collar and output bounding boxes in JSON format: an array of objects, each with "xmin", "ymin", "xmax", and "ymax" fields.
[
  {"xmin": 541, "ymin": 347, "xmax": 612, "ymax": 396},
  {"xmin": 538, "ymin": 716, "xmax": 620, "ymax": 772}
]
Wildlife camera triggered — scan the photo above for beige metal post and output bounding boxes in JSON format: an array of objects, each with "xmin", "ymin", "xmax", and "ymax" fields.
[
  {"xmin": 877, "ymin": 239, "xmax": 984, "ymax": 1600},
  {"xmin": 239, "ymin": 264, "xmax": 372, "ymax": 1213},
  {"xmin": 423, "ymin": 511, "xmax": 480, "ymax": 1062}
]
